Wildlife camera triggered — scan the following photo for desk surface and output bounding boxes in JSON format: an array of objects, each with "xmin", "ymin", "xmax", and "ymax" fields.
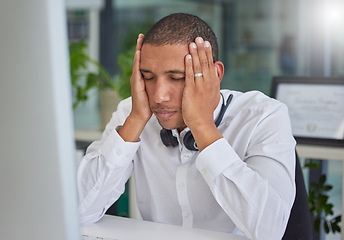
[{"xmin": 82, "ymin": 215, "xmax": 247, "ymax": 240}]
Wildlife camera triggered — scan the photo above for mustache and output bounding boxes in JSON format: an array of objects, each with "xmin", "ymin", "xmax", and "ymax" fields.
[{"xmin": 151, "ymin": 104, "xmax": 181, "ymax": 112}]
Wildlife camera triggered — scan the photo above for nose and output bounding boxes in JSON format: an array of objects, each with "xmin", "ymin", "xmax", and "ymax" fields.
[{"xmin": 153, "ymin": 78, "xmax": 170, "ymax": 104}]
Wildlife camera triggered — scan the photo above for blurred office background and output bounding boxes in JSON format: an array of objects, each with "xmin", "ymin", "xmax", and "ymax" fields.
[
  {"xmin": 68, "ymin": 1, "xmax": 344, "ymax": 239},
  {"xmin": 68, "ymin": 0, "xmax": 344, "ymax": 130}
]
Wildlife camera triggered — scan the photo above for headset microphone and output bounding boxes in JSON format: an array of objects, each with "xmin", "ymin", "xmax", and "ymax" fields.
[{"xmin": 160, "ymin": 93, "xmax": 233, "ymax": 151}]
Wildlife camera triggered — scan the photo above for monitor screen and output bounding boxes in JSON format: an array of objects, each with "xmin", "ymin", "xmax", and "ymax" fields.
[{"xmin": 0, "ymin": 1, "xmax": 81, "ymax": 239}]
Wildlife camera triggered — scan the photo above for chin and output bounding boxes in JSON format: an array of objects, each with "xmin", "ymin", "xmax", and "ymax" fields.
[{"xmin": 158, "ymin": 120, "xmax": 186, "ymax": 131}]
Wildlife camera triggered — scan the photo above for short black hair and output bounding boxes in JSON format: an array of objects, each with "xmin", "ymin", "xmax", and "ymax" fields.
[{"xmin": 142, "ymin": 13, "xmax": 219, "ymax": 61}]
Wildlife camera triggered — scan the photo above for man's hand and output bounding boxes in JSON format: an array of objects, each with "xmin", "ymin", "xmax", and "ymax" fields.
[
  {"xmin": 118, "ymin": 34, "xmax": 152, "ymax": 142},
  {"xmin": 182, "ymin": 37, "xmax": 223, "ymax": 151}
]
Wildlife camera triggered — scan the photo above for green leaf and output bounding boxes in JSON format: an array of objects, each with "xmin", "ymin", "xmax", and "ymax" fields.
[
  {"xmin": 314, "ymin": 216, "xmax": 321, "ymax": 232},
  {"xmin": 86, "ymin": 73, "xmax": 99, "ymax": 90},
  {"xmin": 333, "ymin": 215, "xmax": 341, "ymax": 222},
  {"xmin": 328, "ymin": 215, "xmax": 342, "ymax": 233},
  {"xmin": 323, "ymin": 220, "xmax": 330, "ymax": 233},
  {"xmin": 330, "ymin": 220, "xmax": 341, "ymax": 233},
  {"xmin": 318, "ymin": 194, "xmax": 329, "ymax": 206},
  {"xmin": 304, "ymin": 161, "xmax": 319, "ymax": 169},
  {"xmin": 322, "ymin": 185, "xmax": 333, "ymax": 192},
  {"xmin": 319, "ymin": 175, "xmax": 326, "ymax": 185},
  {"xmin": 324, "ymin": 204, "xmax": 334, "ymax": 215}
]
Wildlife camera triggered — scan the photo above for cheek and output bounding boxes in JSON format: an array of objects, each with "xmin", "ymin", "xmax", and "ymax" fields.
[
  {"xmin": 144, "ymin": 82, "xmax": 155, "ymax": 101},
  {"xmin": 167, "ymin": 82, "xmax": 184, "ymax": 105},
  {"xmin": 175, "ymin": 88, "xmax": 184, "ymax": 104},
  {"xmin": 175, "ymin": 83, "xmax": 185, "ymax": 100}
]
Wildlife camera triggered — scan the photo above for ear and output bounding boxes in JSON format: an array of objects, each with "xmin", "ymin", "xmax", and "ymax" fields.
[{"xmin": 214, "ymin": 61, "xmax": 225, "ymax": 82}]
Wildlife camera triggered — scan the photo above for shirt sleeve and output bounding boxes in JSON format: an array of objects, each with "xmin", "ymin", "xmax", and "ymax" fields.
[
  {"xmin": 77, "ymin": 98, "xmax": 140, "ymax": 225},
  {"xmin": 196, "ymin": 107, "xmax": 296, "ymax": 240}
]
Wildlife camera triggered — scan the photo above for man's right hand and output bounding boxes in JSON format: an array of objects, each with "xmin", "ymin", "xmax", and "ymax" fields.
[{"xmin": 118, "ymin": 34, "xmax": 152, "ymax": 142}]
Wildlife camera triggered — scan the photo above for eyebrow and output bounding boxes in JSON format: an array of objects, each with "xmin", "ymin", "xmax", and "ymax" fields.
[
  {"xmin": 167, "ymin": 70, "xmax": 185, "ymax": 75},
  {"xmin": 140, "ymin": 69, "xmax": 152, "ymax": 73},
  {"xmin": 140, "ymin": 69, "xmax": 185, "ymax": 75}
]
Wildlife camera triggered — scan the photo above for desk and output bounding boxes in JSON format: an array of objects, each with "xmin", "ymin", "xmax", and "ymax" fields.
[
  {"xmin": 75, "ymin": 130, "xmax": 102, "ymax": 142},
  {"xmin": 82, "ymin": 215, "xmax": 248, "ymax": 240}
]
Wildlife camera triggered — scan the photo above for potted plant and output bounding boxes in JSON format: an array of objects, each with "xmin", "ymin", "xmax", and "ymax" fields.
[
  {"xmin": 69, "ymin": 40, "xmax": 115, "ymax": 109},
  {"xmin": 69, "ymin": 40, "xmax": 134, "ymax": 130},
  {"xmin": 305, "ymin": 160, "xmax": 341, "ymax": 235}
]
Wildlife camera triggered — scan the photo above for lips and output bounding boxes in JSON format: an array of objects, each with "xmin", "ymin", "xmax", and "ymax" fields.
[{"xmin": 154, "ymin": 110, "xmax": 177, "ymax": 121}]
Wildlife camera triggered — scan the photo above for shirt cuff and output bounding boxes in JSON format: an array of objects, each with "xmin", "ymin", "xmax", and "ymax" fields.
[
  {"xmin": 196, "ymin": 138, "xmax": 241, "ymax": 178},
  {"xmin": 100, "ymin": 126, "xmax": 140, "ymax": 168}
]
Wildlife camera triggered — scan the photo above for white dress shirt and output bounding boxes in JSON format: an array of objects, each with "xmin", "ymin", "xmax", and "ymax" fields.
[{"xmin": 77, "ymin": 90, "xmax": 296, "ymax": 240}]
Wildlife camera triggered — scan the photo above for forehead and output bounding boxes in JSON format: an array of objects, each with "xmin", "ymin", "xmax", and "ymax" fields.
[{"xmin": 140, "ymin": 44, "xmax": 189, "ymax": 71}]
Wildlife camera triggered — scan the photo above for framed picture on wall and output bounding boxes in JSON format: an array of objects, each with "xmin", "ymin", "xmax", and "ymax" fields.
[{"xmin": 270, "ymin": 76, "xmax": 344, "ymax": 147}]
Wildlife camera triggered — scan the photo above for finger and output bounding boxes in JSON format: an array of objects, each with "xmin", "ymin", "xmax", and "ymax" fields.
[
  {"xmin": 204, "ymin": 40, "xmax": 216, "ymax": 82},
  {"xmin": 195, "ymin": 37, "xmax": 210, "ymax": 78},
  {"xmin": 133, "ymin": 50, "xmax": 140, "ymax": 73},
  {"xmin": 130, "ymin": 52, "xmax": 140, "ymax": 87},
  {"xmin": 133, "ymin": 34, "xmax": 145, "ymax": 75},
  {"xmin": 131, "ymin": 41, "xmax": 142, "ymax": 85},
  {"xmin": 204, "ymin": 41, "xmax": 214, "ymax": 66},
  {"xmin": 132, "ymin": 35, "xmax": 143, "ymax": 78},
  {"xmin": 136, "ymin": 33, "xmax": 144, "ymax": 52},
  {"xmin": 189, "ymin": 42, "xmax": 202, "ymax": 80},
  {"xmin": 185, "ymin": 54, "xmax": 195, "ymax": 87}
]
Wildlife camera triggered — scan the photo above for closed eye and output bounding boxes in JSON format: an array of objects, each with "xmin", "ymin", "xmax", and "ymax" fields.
[
  {"xmin": 143, "ymin": 76, "xmax": 155, "ymax": 81},
  {"xmin": 170, "ymin": 76, "xmax": 185, "ymax": 81},
  {"xmin": 168, "ymin": 70, "xmax": 185, "ymax": 81},
  {"xmin": 140, "ymin": 69, "xmax": 155, "ymax": 81}
]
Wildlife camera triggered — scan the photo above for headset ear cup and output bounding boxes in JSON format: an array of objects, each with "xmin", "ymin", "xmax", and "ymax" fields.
[
  {"xmin": 183, "ymin": 131, "xmax": 198, "ymax": 151},
  {"xmin": 160, "ymin": 129, "xmax": 179, "ymax": 147}
]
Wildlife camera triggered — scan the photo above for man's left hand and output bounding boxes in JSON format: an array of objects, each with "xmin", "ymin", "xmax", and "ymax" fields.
[{"xmin": 182, "ymin": 37, "xmax": 223, "ymax": 151}]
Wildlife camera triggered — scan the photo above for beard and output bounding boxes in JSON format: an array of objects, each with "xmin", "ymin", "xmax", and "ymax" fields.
[
  {"xmin": 156, "ymin": 116, "xmax": 186, "ymax": 132},
  {"xmin": 151, "ymin": 104, "xmax": 187, "ymax": 132}
]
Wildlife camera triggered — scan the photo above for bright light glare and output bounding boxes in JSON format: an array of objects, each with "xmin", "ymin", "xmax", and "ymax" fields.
[{"xmin": 324, "ymin": 1, "xmax": 344, "ymax": 28}]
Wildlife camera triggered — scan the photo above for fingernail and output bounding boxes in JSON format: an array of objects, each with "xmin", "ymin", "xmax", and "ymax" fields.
[
  {"xmin": 190, "ymin": 43, "xmax": 197, "ymax": 49},
  {"xmin": 205, "ymin": 41, "xmax": 210, "ymax": 48},
  {"xmin": 186, "ymin": 54, "xmax": 192, "ymax": 60},
  {"xmin": 196, "ymin": 37, "xmax": 203, "ymax": 43},
  {"xmin": 138, "ymin": 33, "xmax": 144, "ymax": 39}
]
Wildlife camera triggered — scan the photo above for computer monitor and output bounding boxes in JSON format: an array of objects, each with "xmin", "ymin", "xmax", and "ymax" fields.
[
  {"xmin": 270, "ymin": 76, "xmax": 344, "ymax": 147},
  {"xmin": 0, "ymin": 1, "xmax": 81, "ymax": 239}
]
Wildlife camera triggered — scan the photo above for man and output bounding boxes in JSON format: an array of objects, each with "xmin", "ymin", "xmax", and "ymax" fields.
[{"xmin": 77, "ymin": 13, "xmax": 296, "ymax": 240}]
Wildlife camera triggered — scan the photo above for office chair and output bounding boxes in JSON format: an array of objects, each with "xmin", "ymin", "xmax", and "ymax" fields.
[{"xmin": 282, "ymin": 151, "xmax": 313, "ymax": 240}]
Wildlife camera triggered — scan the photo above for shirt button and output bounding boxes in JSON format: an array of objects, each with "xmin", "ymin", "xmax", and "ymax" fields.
[
  {"xmin": 202, "ymin": 169, "xmax": 207, "ymax": 175},
  {"xmin": 184, "ymin": 212, "xmax": 190, "ymax": 218},
  {"xmin": 183, "ymin": 155, "xmax": 190, "ymax": 161},
  {"xmin": 179, "ymin": 183, "xmax": 185, "ymax": 189},
  {"xmin": 115, "ymin": 149, "xmax": 122, "ymax": 156},
  {"xmin": 95, "ymin": 186, "xmax": 100, "ymax": 191}
]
